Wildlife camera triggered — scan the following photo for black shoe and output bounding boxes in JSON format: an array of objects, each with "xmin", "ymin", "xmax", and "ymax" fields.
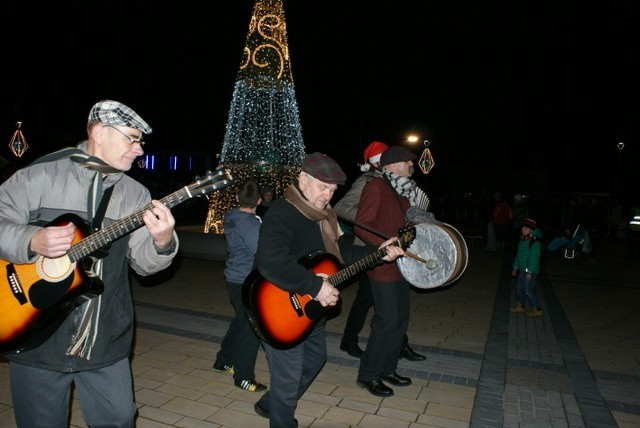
[
  {"xmin": 357, "ymin": 378, "xmax": 394, "ymax": 397},
  {"xmin": 340, "ymin": 340, "xmax": 363, "ymax": 358},
  {"xmin": 400, "ymin": 344, "xmax": 426, "ymax": 361},
  {"xmin": 381, "ymin": 372, "xmax": 412, "ymax": 386},
  {"xmin": 255, "ymin": 402, "xmax": 298, "ymax": 425},
  {"xmin": 254, "ymin": 402, "xmax": 269, "ymax": 418}
]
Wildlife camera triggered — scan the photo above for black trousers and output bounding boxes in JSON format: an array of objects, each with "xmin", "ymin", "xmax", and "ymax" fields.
[
  {"xmin": 342, "ymin": 274, "xmax": 373, "ymax": 345},
  {"xmin": 358, "ymin": 278, "xmax": 410, "ymax": 381},
  {"xmin": 215, "ymin": 280, "xmax": 261, "ymax": 383},
  {"xmin": 342, "ymin": 274, "xmax": 409, "ymax": 349}
]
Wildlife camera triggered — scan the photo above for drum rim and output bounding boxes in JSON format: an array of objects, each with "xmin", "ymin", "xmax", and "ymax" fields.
[
  {"xmin": 438, "ymin": 223, "xmax": 469, "ymax": 286},
  {"xmin": 398, "ymin": 222, "xmax": 469, "ymax": 288}
]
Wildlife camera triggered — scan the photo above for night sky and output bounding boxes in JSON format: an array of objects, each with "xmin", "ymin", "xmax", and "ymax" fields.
[{"xmin": 2, "ymin": 1, "xmax": 639, "ymax": 204}]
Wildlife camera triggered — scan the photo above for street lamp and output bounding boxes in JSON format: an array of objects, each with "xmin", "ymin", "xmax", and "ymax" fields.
[
  {"xmin": 617, "ymin": 141, "xmax": 624, "ymax": 198},
  {"xmin": 407, "ymin": 134, "xmax": 419, "ymax": 145}
]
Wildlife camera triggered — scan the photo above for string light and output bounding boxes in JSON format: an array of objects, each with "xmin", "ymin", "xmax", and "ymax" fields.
[{"xmin": 205, "ymin": 0, "xmax": 305, "ymax": 233}]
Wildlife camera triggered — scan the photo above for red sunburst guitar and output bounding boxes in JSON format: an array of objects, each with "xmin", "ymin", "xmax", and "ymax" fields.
[
  {"xmin": 0, "ymin": 167, "xmax": 233, "ymax": 353},
  {"xmin": 241, "ymin": 226, "xmax": 416, "ymax": 349}
]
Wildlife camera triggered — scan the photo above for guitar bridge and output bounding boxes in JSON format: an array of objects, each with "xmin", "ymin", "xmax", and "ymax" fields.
[
  {"xmin": 288, "ymin": 293, "xmax": 304, "ymax": 317},
  {"xmin": 6, "ymin": 264, "xmax": 28, "ymax": 305}
]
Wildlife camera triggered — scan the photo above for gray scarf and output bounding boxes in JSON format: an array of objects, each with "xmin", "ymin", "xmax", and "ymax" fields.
[{"xmin": 382, "ymin": 170, "xmax": 430, "ymax": 212}]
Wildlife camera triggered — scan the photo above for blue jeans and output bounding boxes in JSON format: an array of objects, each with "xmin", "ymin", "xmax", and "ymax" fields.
[{"xmin": 515, "ymin": 270, "xmax": 541, "ymax": 309}]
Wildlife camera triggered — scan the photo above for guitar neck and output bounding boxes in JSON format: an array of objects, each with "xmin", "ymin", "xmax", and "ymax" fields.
[
  {"xmin": 325, "ymin": 228, "xmax": 414, "ymax": 288},
  {"xmin": 66, "ymin": 187, "xmax": 191, "ymax": 262},
  {"xmin": 327, "ymin": 246, "xmax": 388, "ymax": 287}
]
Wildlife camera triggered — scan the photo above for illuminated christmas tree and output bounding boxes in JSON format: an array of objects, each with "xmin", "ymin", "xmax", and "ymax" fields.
[{"xmin": 204, "ymin": 0, "xmax": 305, "ymax": 233}]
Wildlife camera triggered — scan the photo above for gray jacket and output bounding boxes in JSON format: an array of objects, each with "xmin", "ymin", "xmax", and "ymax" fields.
[
  {"xmin": 334, "ymin": 169, "xmax": 381, "ymax": 245},
  {"xmin": 0, "ymin": 143, "xmax": 178, "ymax": 371}
]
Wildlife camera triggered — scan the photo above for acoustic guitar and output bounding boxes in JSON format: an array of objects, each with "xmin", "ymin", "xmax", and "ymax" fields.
[
  {"xmin": 242, "ymin": 226, "xmax": 416, "ymax": 349},
  {"xmin": 0, "ymin": 167, "xmax": 233, "ymax": 352}
]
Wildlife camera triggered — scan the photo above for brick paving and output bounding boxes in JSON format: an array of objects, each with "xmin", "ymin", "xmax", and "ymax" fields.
[{"xmin": 1, "ymin": 237, "xmax": 639, "ymax": 427}]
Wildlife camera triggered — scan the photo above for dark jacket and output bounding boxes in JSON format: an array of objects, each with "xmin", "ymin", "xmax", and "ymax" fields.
[
  {"xmin": 255, "ymin": 197, "xmax": 373, "ymax": 298},
  {"xmin": 513, "ymin": 228, "xmax": 543, "ymax": 274},
  {"xmin": 354, "ymin": 176, "xmax": 410, "ymax": 282},
  {"xmin": 223, "ymin": 209, "xmax": 261, "ymax": 284}
]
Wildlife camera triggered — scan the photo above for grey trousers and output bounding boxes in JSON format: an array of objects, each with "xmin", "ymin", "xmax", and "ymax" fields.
[
  {"xmin": 10, "ymin": 357, "xmax": 136, "ymax": 427},
  {"xmin": 257, "ymin": 321, "xmax": 327, "ymax": 428}
]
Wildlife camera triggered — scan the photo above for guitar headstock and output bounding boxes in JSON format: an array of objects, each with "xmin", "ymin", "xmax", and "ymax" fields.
[
  {"xmin": 398, "ymin": 226, "xmax": 417, "ymax": 249},
  {"xmin": 188, "ymin": 167, "xmax": 234, "ymax": 197}
]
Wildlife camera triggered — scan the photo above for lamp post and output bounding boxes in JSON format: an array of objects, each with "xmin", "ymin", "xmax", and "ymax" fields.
[
  {"xmin": 407, "ymin": 134, "xmax": 419, "ymax": 145},
  {"xmin": 617, "ymin": 141, "xmax": 624, "ymax": 199}
]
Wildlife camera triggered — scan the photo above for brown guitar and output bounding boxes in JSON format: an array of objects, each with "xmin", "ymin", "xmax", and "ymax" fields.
[
  {"xmin": 241, "ymin": 226, "xmax": 416, "ymax": 349},
  {"xmin": 0, "ymin": 167, "xmax": 233, "ymax": 352}
]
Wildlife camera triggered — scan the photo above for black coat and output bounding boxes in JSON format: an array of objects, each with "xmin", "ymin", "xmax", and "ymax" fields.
[{"xmin": 255, "ymin": 197, "xmax": 373, "ymax": 298}]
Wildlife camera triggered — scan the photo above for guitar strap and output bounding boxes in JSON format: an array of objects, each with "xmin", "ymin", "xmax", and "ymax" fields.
[
  {"xmin": 88, "ymin": 185, "xmax": 114, "ymax": 258},
  {"xmin": 30, "ymin": 146, "xmax": 120, "ymax": 173},
  {"xmin": 91, "ymin": 184, "xmax": 114, "ymax": 230}
]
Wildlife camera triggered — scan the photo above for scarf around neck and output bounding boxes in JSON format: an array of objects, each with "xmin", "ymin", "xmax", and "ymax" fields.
[
  {"xmin": 284, "ymin": 184, "xmax": 344, "ymax": 264},
  {"xmin": 382, "ymin": 170, "xmax": 430, "ymax": 212}
]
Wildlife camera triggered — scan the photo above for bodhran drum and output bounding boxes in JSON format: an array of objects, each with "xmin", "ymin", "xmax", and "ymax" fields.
[{"xmin": 397, "ymin": 222, "xmax": 469, "ymax": 289}]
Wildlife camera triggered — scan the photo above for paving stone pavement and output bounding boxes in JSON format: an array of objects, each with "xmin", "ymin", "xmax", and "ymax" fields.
[{"xmin": 1, "ymin": 236, "xmax": 639, "ymax": 427}]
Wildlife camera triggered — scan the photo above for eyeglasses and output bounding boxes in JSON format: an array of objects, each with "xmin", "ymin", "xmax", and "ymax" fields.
[{"xmin": 103, "ymin": 125, "xmax": 145, "ymax": 146}]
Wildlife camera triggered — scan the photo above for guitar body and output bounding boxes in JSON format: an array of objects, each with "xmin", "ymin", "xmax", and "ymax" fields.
[
  {"xmin": 242, "ymin": 251, "xmax": 341, "ymax": 349},
  {"xmin": 0, "ymin": 214, "xmax": 104, "ymax": 352}
]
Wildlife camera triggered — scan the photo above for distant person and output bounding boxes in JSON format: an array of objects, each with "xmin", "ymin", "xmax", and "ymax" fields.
[
  {"xmin": 0, "ymin": 99, "xmax": 179, "ymax": 427},
  {"xmin": 511, "ymin": 193, "xmax": 528, "ymax": 244},
  {"xmin": 256, "ymin": 185, "xmax": 275, "ymax": 219},
  {"xmin": 334, "ymin": 141, "xmax": 425, "ymax": 361},
  {"xmin": 213, "ymin": 180, "xmax": 267, "ymax": 392},
  {"xmin": 510, "ymin": 218, "xmax": 543, "ymax": 317},
  {"xmin": 490, "ymin": 192, "xmax": 512, "ymax": 249}
]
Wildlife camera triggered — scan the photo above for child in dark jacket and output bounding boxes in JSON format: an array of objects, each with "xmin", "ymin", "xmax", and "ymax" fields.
[{"xmin": 510, "ymin": 218, "xmax": 543, "ymax": 317}]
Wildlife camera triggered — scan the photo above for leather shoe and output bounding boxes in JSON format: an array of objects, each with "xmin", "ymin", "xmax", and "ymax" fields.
[
  {"xmin": 340, "ymin": 340, "xmax": 363, "ymax": 358},
  {"xmin": 254, "ymin": 402, "xmax": 269, "ymax": 418},
  {"xmin": 400, "ymin": 344, "xmax": 426, "ymax": 361},
  {"xmin": 357, "ymin": 378, "xmax": 394, "ymax": 397},
  {"xmin": 381, "ymin": 372, "xmax": 412, "ymax": 386},
  {"xmin": 255, "ymin": 402, "xmax": 298, "ymax": 425}
]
